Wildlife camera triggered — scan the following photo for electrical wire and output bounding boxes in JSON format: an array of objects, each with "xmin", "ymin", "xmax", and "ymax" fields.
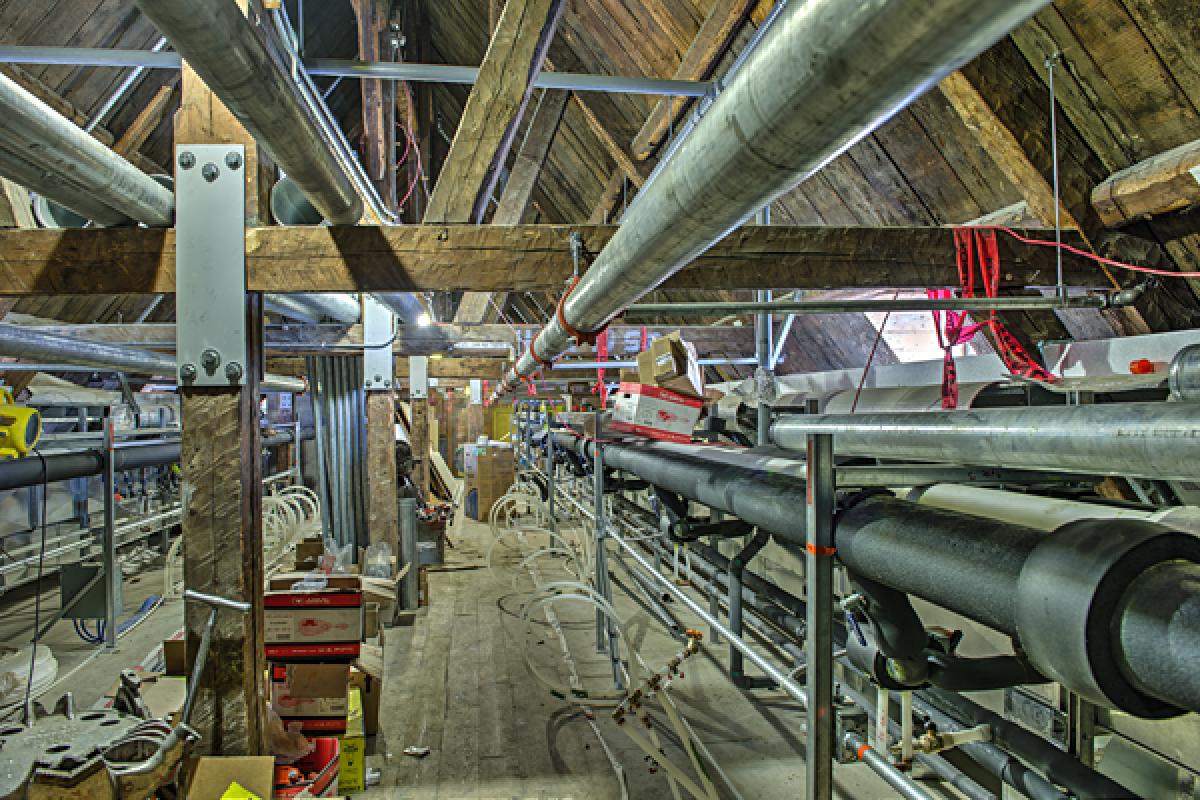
[
  {"xmin": 23, "ymin": 449, "xmax": 49, "ymax": 724},
  {"xmin": 968, "ymin": 225, "xmax": 1200, "ymax": 279},
  {"xmin": 852, "ymin": 290, "xmax": 900, "ymax": 413}
]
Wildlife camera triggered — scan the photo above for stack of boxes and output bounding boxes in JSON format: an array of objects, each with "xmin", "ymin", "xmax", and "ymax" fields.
[
  {"xmin": 610, "ymin": 331, "xmax": 706, "ymax": 442},
  {"xmin": 264, "ymin": 573, "xmax": 364, "ymax": 797},
  {"xmin": 465, "ymin": 444, "xmax": 515, "ymax": 521}
]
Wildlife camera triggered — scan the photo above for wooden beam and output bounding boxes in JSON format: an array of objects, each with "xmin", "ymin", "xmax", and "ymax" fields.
[
  {"xmin": 588, "ymin": 170, "xmax": 626, "ymax": 224},
  {"xmin": 114, "ymin": 82, "xmax": 176, "ymax": 159},
  {"xmin": 1092, "ymin": 138, "xmax": 1200, "ymax": 227},
  {"xmin": 175, "ymin": 24, "xmax": 267, "ymax": 756},
  {"xmin": 629, "ymin": 0, "xmax": 758, "ymax": 161},
  {"xmin": 457, "ymin": 89, "xmax": 568, "ymax": 324},
  {"xmin": 423, "ymin": 0, "xmax": 565, "ymax": 224},
  {"xmin": 351, "ymin": 0, "xmax": 398, "ymax": 211},
  {"xmin": 939, "ymin": 70, "xmax": 1083, "ymax": 237},
  {"xmin": 365, "ymin": 391, "xmax": 399, "ymax": 553},
  {"xmin": 0, "ymin": 224, "xmax": 1108, "ymax": 296}
]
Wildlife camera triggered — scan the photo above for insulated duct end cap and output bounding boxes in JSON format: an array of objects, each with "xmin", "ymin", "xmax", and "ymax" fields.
[{"xmin": 1016, "ymin": 518, "xmax": 1200, "ymax": 718}]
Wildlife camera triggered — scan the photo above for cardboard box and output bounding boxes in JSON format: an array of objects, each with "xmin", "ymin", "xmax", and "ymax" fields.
[
  {"xmin": 187, "ymin": 756, "xmax": 274, "ymax": 800},
  {"xmin": 269, "ymin": 663, "xmax": 349, "ymax": 734},
  {"xmin": 609, "ymin": 382, "xmax": 703, "ymax": 443},
  {"xmin": 162, "ymin": 635, "xmax": 187, "ymax": 676},
  {"xmin": 274, "ymin": 737, "xmax": 340, "ymax": 798},
  {"xmin": 348, "ymin": 665, "xmax": 381, "ymax": 737},
  {"xmin": 294, "ymin": 537, "xmax": 324, "ymax": 571},
  {"xmin": 644, "ymin": 332, "xmax": 704, "ymax": 398},
  {"xmin": 619, "ymin": 367, "xmax": 640, "ymax": 384},
  {"xmin": 338, "ymin": 687, "xmax": 367, "ymax": 793},
  {"xmin": 264, "ymin": 574, "xmax": 363, "ymax": 662}
]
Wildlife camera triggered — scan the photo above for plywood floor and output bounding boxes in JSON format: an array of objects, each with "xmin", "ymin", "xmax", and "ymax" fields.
[{"xmin": 362, "ymin": 513, "xmax": 959, "ymax": 799}]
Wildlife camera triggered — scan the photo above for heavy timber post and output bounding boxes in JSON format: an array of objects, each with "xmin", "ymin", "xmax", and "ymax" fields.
[
  {"xmin": 174, "ymin": 47, "xmax": 267, "ymax": 755},
  {"xmin": 364, "ymin": 295, "xmax": 400, "ymax": 555}
]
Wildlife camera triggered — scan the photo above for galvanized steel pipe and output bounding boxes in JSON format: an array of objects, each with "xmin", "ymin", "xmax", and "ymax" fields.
[
  {"xmin": 496, "ymin": 0, "xmax": 1048, "ymax": 396},
  {"xmin": 0, "ymin": 72, "xmax": 173, "ymax": 226},
  {"xmin": 135, "ymin": 0, "xmax": 363, "ymax": 224},
  {"xmin": 0, "ymin": 324, "xmax": 305, "ymax": 393},
  {"xmin": 769, "ymin": 402, "xmax": 1200, "ymax": 481}
]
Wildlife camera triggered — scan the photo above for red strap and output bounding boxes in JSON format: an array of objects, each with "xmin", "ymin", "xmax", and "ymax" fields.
[
  {"xmin": 592, "ymin": 328, "xmax": 610, "ymax": 407},
  {"xmin": 640, "ymin": 326, "xmax": 648, "ymax": 351},
  {"xmin": 556, "ymin": 276, "xmax": 606, "ymax": 346},
  {"xmin": 939, "ymin": 229, "xmax": 1057, "ymax": 407}
]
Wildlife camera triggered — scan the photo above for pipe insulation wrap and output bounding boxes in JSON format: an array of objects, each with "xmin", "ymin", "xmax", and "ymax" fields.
[
  {"xmin": 0, "ymin": 324, "xmax": 306, "ymax": 393},
  {"xmin": 0, "ymin": 72, "xmax": 173, "ymax": 226},
  {"xmin": 548, "ymin": 430, "xmax": 1200, "ymax": 716},
  {"xmin": 770, "ymin": 401, "xmax": 1200, "ymax": 481},
  {"xmin": 134, "ymin": 0, "xmax": 363, "ymax": 224},
  {"xmin": 501, "ymin": 0, "xmax": 1049, "ymax": 392}
]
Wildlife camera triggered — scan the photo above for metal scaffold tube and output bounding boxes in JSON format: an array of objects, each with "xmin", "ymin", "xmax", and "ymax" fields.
[
  {"xmin": 769, "ymin": 401, "xmax": 1200, "ymax": 482},
  {"xmin": 134, "ymin": 0, "xmax": 363, "ymax": 224},
  {"xmin": 0, "ymin": 323, "xmax": 305, "ymax": 393},
  {"xmin": 496, "ymin": 0, "xmax": 1048, "ymax": 396},
  {"xmin": 0, "ymin": 72, "xmax": 174, "ymax": 226}
]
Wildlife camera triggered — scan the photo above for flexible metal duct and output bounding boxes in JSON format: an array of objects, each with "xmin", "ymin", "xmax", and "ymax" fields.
[
  {"xmin": 769, "ymin": 402, "xmax": 1200, "ymax": 481},
  {"xmin": 0, "ymin": 324, "xmax": 306, "ymax": 393},
  {"xmin": 497, "ymin": 0, "xmax": 1048, "ymax": 395},
  {"xmin": 135, "ymin": 0, "xmax": 363, "ymax": 224},
  {"xmin": 0, "ymin": 72, "xmax": 173, "ymax": 227}
]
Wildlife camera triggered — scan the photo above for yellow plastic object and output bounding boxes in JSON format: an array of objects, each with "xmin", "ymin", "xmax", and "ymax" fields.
[
  {"xmin": 0, "ymin": 388, "xmax": 39, "ymax": 460},
  {"xmin": 220, "ymin": 782, "xmax": 263, "ymax": 800}
]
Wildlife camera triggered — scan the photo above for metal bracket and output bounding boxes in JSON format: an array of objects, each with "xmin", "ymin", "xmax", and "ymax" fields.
[
  {"xmin": 175, "ymin": 144, "xmax": 248, "ymax": 387},
  {"xmin": 363, "ymin": 294, "xmax": 395, "ymax": 391},
  {"xmin": 410, "ymin": 356, "xmax": 429, "ymax": 400}
]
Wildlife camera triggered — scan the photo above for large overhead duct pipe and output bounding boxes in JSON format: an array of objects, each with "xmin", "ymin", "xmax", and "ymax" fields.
[
  {"xmin": 553, "ymin": 431, "xmax": 1200, "ymax": 717},
  {"xmin": 0, "ymin": 72, "xmax": 173, "ymax": 227},
  {"xmin": 769, "ymin": 401, "xmax": 1200, "ymax": 481},
  {"xmin": 135, "ymin": 0, "xmax": 363, "ymax": 224},
  {"xmin": 496, "ymin": 0, "xmax": 1048, "ymax": 396},
  {"xmin": 0, "ymin": 324, "xmax": 305, "ymax": 393}
]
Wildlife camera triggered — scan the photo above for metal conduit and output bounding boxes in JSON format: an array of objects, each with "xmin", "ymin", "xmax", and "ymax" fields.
[
  {"xmin": 496, "ymin": 0, "xmax": 1048, "ymax": 396},
  {"xmin": 0, "ymin": 72, "xmax": 173, "ymax": 226},
  {"xmin": 0, "ymin": 324, "xmax": 306, "ymax": 393},
  {"xmin": 134, "ymin": 0, "xmax": 363, "ymax": 224},
  {"xmin": 769, "ymin": 401, "xmax": 1200, "ymax": 482}
]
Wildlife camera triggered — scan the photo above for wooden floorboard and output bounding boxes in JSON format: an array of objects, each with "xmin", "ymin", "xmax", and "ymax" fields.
[{"xmin": 364, "ymin": 513, "xmax": 957, "ymax": 800}]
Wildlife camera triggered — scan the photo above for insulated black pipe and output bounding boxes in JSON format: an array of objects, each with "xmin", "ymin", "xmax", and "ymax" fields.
[
  {"xmin": 837, "ymin": 494, "xmax": 1039, "ymax": 635},
  {"xmin": 729, "ymin": 530, "xmax": 772, "ymax": 688},
  {"xmin": 563, "ymin": 431, "xmax": 1200, "ymax": 717},
  {"xmin": 0, "ymin": 450, "xmax": 104, "ymax": 490}
]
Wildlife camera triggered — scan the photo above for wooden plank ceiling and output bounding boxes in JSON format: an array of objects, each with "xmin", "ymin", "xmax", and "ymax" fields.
[{"xmin": 0, "ymin": 0, "xmax": 1198, "ymax": 381}]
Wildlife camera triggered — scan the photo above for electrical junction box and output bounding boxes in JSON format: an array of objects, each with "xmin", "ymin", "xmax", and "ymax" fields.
[{"xmin": 60, "ymin": 562, "xmax": 119, "ymax": 621}]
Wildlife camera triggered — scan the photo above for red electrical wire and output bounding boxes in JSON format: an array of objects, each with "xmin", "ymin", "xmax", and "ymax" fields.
[{"xmin": 966, "ymin": 225, "xmax": 1200, "ymax": 278}]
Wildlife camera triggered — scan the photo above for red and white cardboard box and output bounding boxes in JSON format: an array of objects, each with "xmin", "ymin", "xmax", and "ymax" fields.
[
  {"xmin": 609, "ymin": 382, "xmax": 703, "ymax": 443},
  {"xmin": 269, "ymin": 663, "xmax": 349, "ymax": 735},
  {"xmin": 264, "ymin": 574, "xmax": 363, "ymax": 661}
]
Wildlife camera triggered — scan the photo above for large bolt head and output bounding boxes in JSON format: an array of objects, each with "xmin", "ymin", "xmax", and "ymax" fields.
[
  {"xmin": 178, "ymin": 151, "xmax": 196, "ymax": 170},
  {"xmin": 224, "ymin": 152, "xmax": 243, "ymax": 171},
  {"xmin": 225, "ymin": 362, "xmax": 244, "ymax": 382},
  {"xmin": 201, "ymin": 163, "xmax": 219, "ymax": 182},
  {"xmin": 180, "ymin": 363, "xmax": 197, "ymax": 381},
  {"xmin": 200, "ymin": 348, "xmax": 221, "ymax": 370}
]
